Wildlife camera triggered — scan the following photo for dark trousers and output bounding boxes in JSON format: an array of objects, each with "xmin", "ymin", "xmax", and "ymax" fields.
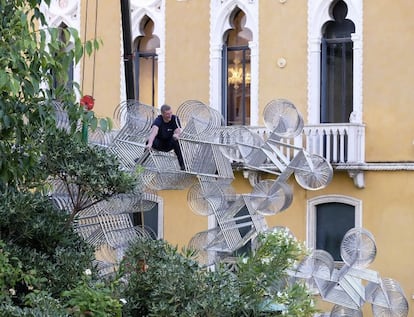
[{"xmin": 152, "ymin": 138, "xmax": 185, "ymax": 168}]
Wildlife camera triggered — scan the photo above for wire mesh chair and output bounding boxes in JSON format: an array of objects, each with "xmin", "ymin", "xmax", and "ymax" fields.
[
  {"xmin": 244, "ymin": 179, "xmax": 293, "ymax": 216},
  {"xmin": 330, "ymin": 305, "xmax": 362, "ymax": 317},
  {"xmin": 177, "ymin": 100, "xmax": 223, "ymax": 141},
  {"xmin": 263, "ymin": 99, "xmax": 304, "ymax": 139},
  {"xmin": 368, "ymin": 278, "xmax": 409, "ymax": 317},
  {"xmin": 52, "ymin": 100, "xmax": 71, "ymax": 132},
  {"xmin": 340, "ymin": 227, "xmax": 377, "ymax": 268}
]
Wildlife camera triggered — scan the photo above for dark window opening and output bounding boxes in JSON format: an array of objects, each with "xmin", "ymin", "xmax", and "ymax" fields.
[
  {"xmin": 316, "ymin": 202, "xmax": 355, "ymax": 261},
  {"xmin": 223, "ymin": 8, "xmax": 251, "ymax": 126},
  {"xmin": 320, "ymin": 0, "xmax": 355, "ymax": 123},
  {"xmin": 132, "ymin": 202, "xmax": 159, "ymax": 239},
  {"xmin": 232, "ymin": 205, "xmax": 252, "ymax": 257}
]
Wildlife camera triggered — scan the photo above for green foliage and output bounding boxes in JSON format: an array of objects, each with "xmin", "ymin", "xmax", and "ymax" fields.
[
  {"xmin": 117, "ymin": 230, "xmax": 317, "ymax": 317},
  {"xmin": 0, "ymin": 0, "xmax": 101, "ymax": 189},
  {"xmin": 235, "ymin": 228, "xmax": 317, "ymax": 316},
  {"xmin": 118, "ymin": 238, "xmax": 240, "ymax": 317},
  {"xmin": 0, "ymin": 0, "xmax": 129, "ymax": 315},
  {"xmin": 0, "ymin": 240, "xmax": 36, "ymax": 305},
  {"xmin": 62, "ymin": 270, "xmax": 123, "ymax": 317},
  {"xmin": 40, "ymin": 128, "xmax": 136, "ymax": 225},
  {"xmin": 0, "ymin": 188, "xmax": 96, "ymax": 297},
  {"xmin": 0, "ymin": 239, "xmax": 69, "ymax": 316}
]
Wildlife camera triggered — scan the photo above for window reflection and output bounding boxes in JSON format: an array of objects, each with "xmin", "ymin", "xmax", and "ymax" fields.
[
  {"xmin": 134, "ymin": 17, "xmax": 159, "ymax": 107},
  {"xmin": 224, "ymin": 9, "xmax": 251, "ymax": 126}
]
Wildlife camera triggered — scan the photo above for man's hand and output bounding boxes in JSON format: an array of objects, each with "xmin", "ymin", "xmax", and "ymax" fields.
[{"xmin": 146, "ymin": 125, "xmax": 159, "ymax": 150}]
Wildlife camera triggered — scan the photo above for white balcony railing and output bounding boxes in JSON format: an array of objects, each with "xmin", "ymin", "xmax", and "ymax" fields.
[{"xmin": 249, "ymin": 123, "xmax": 365, "ymax": 166}]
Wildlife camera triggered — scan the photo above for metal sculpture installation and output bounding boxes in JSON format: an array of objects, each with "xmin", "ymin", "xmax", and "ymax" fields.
[
  {"xmin": 51, "ymin": 99, "xmax": 408, "ymax": 316},
  {"xmin": 290, "ymin": 227, "xmax": 408, "ymax": 317}
]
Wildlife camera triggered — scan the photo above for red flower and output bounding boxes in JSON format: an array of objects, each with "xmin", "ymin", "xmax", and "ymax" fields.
[{"xmin": 80, "ymin": 95, "xmax": 95, "ymax": 111}]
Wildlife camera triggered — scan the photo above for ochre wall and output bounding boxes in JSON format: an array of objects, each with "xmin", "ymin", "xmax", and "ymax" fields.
[
  {"xmin": 165, "ymin": 1, "xmax": 210, "ymax": 110},
  {"xmin": 364, "ymin": 1, "xmax": 414, "ymax": 161},
  {"xmin": 259, "ymin": 0, "xmax": 308, "ymax": 119},
  {"xmin": 81, "ymin": 1, "xmax": 122, "ymax": 119}
]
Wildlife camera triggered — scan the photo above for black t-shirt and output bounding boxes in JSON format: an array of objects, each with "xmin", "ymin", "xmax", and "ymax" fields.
[{"xmin": 153, "ymin": 114, "xmax": 181, "ymax": 141}]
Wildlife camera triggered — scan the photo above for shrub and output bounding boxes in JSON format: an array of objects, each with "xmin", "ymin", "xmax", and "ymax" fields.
[
  {"xmin": 0, "ymin": 189, "xmax": 96, "ymax": 297},
  {"xmin": 61, "ymin": 269, "xmax": 123, "ymax": 317},
  {"xmin": 118, "ymin": 238, "xmax": 240, "ymax": 317},
  {"xmin": 117, "ymin": 229, "xmax": 317, "ymax": 317}
]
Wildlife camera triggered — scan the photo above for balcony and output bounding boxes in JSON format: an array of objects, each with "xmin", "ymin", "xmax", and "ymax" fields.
[{"xmin": 247, "ymin": 123, "xmax": 366, "ymax": 188}]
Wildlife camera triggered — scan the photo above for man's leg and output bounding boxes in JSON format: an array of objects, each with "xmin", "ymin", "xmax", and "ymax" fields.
[{"xmin": 171, "ymin": 139, "xmax": 185, "ymax": 170}]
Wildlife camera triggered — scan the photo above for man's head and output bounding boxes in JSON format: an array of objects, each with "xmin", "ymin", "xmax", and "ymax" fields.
[{"xmin": 160, "ymin": 104, "xmax": 173, "ymax": 122}]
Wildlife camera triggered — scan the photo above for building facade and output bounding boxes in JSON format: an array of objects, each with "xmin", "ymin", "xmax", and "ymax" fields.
[{"xmin": 42, "ymin": 0, "xmax": 414, "ymax": 315}]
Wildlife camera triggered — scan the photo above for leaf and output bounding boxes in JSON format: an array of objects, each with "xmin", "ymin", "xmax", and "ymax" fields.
[
  {"xmin": 90, "ymin": 116, "xmax": 98, "ymax": 130},
  {"xmin": 99, "ymin": 118, "xmax": 108, "ymax": 132},
  {"xmin": 85, "ymin": 41, "xmax": 93, "ymax": 56}
]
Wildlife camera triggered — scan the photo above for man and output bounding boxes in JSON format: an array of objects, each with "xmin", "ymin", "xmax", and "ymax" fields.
[{"xmin": 145, "ymin": 104, "xmax": 185, "ymax": 170}]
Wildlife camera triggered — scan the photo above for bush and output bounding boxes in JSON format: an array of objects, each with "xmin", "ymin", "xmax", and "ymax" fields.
[
  {"xmin": 117, "ymin": 229, "xmax": 317, "ymax": 317},
  {"xmin": 0, "ymin": 189, "xmax": 96, "ymax": 298},
  {"xmin": 61, "ymin": 269, "xmax": 123, "ymax": 317},
  {"xmin": 118, "ymin": 238, "xmax": 240, "ymax": 317}
]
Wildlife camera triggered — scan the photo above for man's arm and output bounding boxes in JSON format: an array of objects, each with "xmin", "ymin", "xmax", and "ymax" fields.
[
  {"xmin": 172, "ymin": 127, "xmax": 182, "ymax": 140},
  {"xmin": 146, "ymin": 125, "xmax": 159, "ymax": 149}
]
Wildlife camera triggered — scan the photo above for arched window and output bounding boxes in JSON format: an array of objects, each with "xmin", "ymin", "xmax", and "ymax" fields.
[
  {"xmin": 134, "ymin": 16, "xmax": 159, "ymax": 107},
  {"xmin": 320, "ymin": 0, "xmax": 355, "ymax": 123},
  {"xmin": 53, "ymin": 22, "xmax": 74, "ymax": 91},
  {"xmin": 223, "ymin": 8, "xmax": 252, "ymax": 126},
  {"xmin": 307, "ymin": 195, "xmax": 362, "ymax": 261}
]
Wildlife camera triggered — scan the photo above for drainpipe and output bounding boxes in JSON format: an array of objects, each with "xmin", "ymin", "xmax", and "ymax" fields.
[{"xmin": 120, "ymin": 0, "xmax": 135, "ymax": 100}]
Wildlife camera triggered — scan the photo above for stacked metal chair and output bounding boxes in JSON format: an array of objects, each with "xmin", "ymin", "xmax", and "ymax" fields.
[
  {"xmin": 51, "ymin": 98, "xmax": 408, "ymax": 317},
  {"xmin": 50, "ymin": 100, "xmax": 163, "ymax": 274},
  {"xmin": 289, "ymin": 227, "xmax": 408, "ymax": 317},
  {"xmin": 185, "ymin": 99, "xmax": 333, "ymax": 265}
]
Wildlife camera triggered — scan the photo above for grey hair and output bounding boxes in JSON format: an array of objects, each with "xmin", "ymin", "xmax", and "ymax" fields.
[{"xmin": 160, "ymin": 104, "xmax": 171, "ymax": 113}]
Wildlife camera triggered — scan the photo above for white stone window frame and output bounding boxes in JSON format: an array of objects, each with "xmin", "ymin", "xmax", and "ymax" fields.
[
  {"xmin": 122, "ymin": 0, "xmax": 165, "ymax": 107},
  {"xmin": 141, "ymin": 192, "xmax": 164, "ymax": 239},
  {"xmin": 40, "ymin": 0, "xmax": 81, "ymax": 99},
  {"xmin": 209, "ymin": 0, "xmax": 259, "ymax": 126},
  {"xmin": 306, "ymin": 194, "xmax": 362, "ymax": 253},
  {"xmin": 307, "ymin": 0, "xmax": 363, "ymax": 124}
]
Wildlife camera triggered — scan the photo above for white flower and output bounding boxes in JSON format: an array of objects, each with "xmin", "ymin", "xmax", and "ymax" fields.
[
  {"xmin": 9, "ymin": 288, "xmax": 16, "ymax": 296},
  {"xmin": 120, "ymin": 298, "xmax": 127, "ymax": 304},
  {"xmin": 84, "ymin": 269, "xmax": 92, "ymax": 276},
  {"xmin": 27, "ymin": 285, "xmax": 34, "ymax": 291}
]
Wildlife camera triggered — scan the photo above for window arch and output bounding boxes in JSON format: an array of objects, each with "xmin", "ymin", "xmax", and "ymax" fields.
[
  {"xmin": 307, "ymin": 0, "xmax": 362, "ymax": 124},
  {"xmin": 307, "ymin": 195, "xmax": 362, "ymax": 261},
  {"xmin": 320, "ymin": 0, "xmax": 355, "ymax": 123},
  {"xmin": 210, "ymin": 0, "xmax": 259, "ymax": 125},
  {"xmin": 129, "ymin": 0, "xmax": 165, "ymax": 106},
  {"xmin": 40, "ymin": 1, "xmax": 81, "ymax": 96},
  {"xmin": 133, "ymin": 16, "xmax": 160, "ymax": 107},
  {"xmin": 53, "ymin": 23, "xmax": 74, "ymax": 91},
  {"xmin": 223, "ymin": 8, "xmax": 252, "ymax": 125}
]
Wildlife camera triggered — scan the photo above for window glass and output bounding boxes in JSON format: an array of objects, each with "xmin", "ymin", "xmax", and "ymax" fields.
[
  {"xmin": 316, "ymin": 202, "xmax": 355, "ymax": 261},
  {"xmin": 223, "ymin": 9, "xmax": 251, "ymax": 126},
  {"xmin": 132, "ymin": 202, "xmax": 159, "ymax": 239},
  {"xmin": 134, "ymin": 17, "xmax": 159, "ymax": 107},
  {"xmin": 320, "ymin": 0, "xmax": 355, "ymax": 123},
  {"xmin": 53, "ymin": 23, "xmax": 74, "ymax": 91},
  {"xmin": 232, "ymin": 205, "xmax": 252, "ymax": 256}
]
